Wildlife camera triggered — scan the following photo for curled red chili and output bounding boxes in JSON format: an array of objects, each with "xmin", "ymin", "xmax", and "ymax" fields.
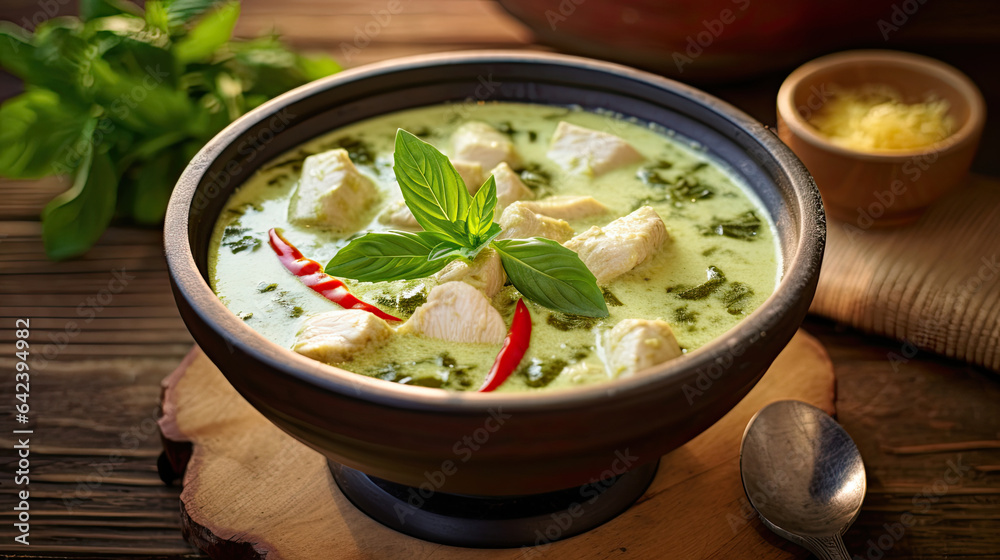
[
  {"xmin": 479, "ymin": 299, "xmax": 532, "ymax": 392},
  {"xmin": 267, "ymin": 228, "xmax": 400, "ymax": 322}
]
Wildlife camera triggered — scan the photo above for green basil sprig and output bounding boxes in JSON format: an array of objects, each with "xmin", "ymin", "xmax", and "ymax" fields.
[
  {"xmin": 491, "ymin": 238, "xmax": 607, "ymax": 317},
  {"xmin": 326, "ymin": 129, "xmax": 608, "ymax": 318},
  {"xmin": 0, "ymin": 0, "xmax": 341, "ymax": 260}
]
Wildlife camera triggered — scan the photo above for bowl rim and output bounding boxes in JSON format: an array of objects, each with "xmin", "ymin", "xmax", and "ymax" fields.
[
  {"xmin": 165, "ymin": 50, "xmax": 824, "ymax": 414},
  {"xmin": 776, "ymin": 49, "xmax": 987, "ymax": 161}
]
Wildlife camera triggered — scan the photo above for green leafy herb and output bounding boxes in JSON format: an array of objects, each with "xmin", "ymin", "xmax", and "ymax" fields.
[
  {"xmin": 673, "ymin": 306, "xmax": 699, "ymax": 327},
  {"xmin": 496, "ymin": 121, "xmax": 516, "ymax": 135},
  {"xmin": 467, "ymin": 175, "xmax": 498, "ymax": 241},
  {"xmin": 517, "ymin": 163, "xmax": 551, "ymax": 191},
  {"xmin": 374, "ymin": 362, "xmax": 403, "ymax": 382},
  {"xmin": 546, "ymin": 312, "xmax": 599, "ymax": 331},
  {"xmin": 492, "ymin": 238, "xmax": 608, "ymax": 318},
  {"xmin": 325, "ymin": 231, "xmax": 456, "ymax": 282},
  {"xmin": 257, "ymin": 282, "xmax": 278, "ymax": 293},
  {"xmin": 671, "ymin": 177, "xmax": 714, "ymax": 202},
  {"xmin": 381, "ymin": 284, "xmax": 429, "ymax": 316},
  {"xmin": 173, "ymin": 1, "xmax": 240, "ymax": 64},
  {"xmin": 392, "ymin": 130, "xmax": 473, "ymax": 245},
  {"xmin": 0, "ymin": 3, "xmax": 341, "ymax": 259},
  {"xmin": 602, "ymin": 287, "xmax": 624, "ymax": 307},
  {"xmin": 701, "ymin": 211, "xmax": 762, "ymax": 240},
  {"xmin": 519, "ymin": 358, "xmax": 568, "ymax": 388},
  {"xmin": 40, "ymin": 143, "xmax": 119, "ymax": 261},
  {"xmin": 670, "ymin": 265, "xmax": 727, "ymax": 300},
  {"xmin": 327, "ymin": 129, "xmax": 608, "ymax": 318},
  {"xmin": 271, "ymin": 290, "xmax": 304, "ymax": 318},
  {"xmin": 636, "ymin": 159, "xmax": 673, "ymax": 187},
  {"xmin": 0, "ymin": 89, "xmax": 94, "ymax": 179},
  {"xmin": 636, "ymin": 158, "xmax": 713, "ymax": 208},
  {"xmin": 720, "ymin": 282, "xmax": 754, "ymax": 315},
  {"xmin": 221, "ymin": 225, "xmax": 260, "ymax": 254},
  {"xmin": 404, "ymin": 376, "xmax": 445, "ymax": 388},
  {"xmin": 324, "ymin": 135, "xmax": 375, "ymax": 166}
]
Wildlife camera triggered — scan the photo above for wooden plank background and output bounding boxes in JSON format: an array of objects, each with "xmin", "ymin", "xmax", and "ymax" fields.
[{"xmin": 1, "ymin": 0, "xmax": 999, "ymax": 557}]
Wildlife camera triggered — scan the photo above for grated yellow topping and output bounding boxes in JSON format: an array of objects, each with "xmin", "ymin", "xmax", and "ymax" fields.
[{"xmin": 808, "ymin": 84, "xmax": 955, "ymax": 151}]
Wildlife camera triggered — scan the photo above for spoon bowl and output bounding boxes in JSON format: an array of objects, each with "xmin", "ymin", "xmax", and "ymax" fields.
[{"xmin": 740, "ymin": 400, "xmax": 866, "ymax": 559}]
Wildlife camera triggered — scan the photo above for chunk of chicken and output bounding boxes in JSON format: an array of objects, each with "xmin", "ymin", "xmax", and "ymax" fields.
[
  {"xmin": 377, "ymin": 199, "xmax": 421, "ymax": 230},
  {"xmin": 498, "ymin": 202, "xmax": 575, "ymax": 243},
  {"xmin": 489, "ymin": 162, "xmax": 535, "ymax": 209},
  {"xmin": 605, "ymin": 319, "xmax": 683, "ymax": 378},
  {"xmin": 517, "ymin": 195, "xmax": 608, "ymax": 221},
  {"xmin": 434, "ymin": 248, "xmax": 506, "ymax": 298},
  {"xmin": 292, "ymin": 309, "xmax": 394, "ymax": 364},
  {"xmin": 547, "ymin": 122, "xmax": 643, "ymax": 176},
  {"xmin": 399, "ymin": 282, "xmax": 507, "ymax": 344},
  {"xmin": 452, "ymin": 122, "xmax": 521, "ymax": 170},
  {"xmin": 288, "ymin": 149, "xmax": 380, "ymax": 232},
  {"xmin": 564, "ymin": 206, "xmax": 668, "ymax": 284},
  {"xmin": 453, "ymin": 160, "xmax": 484, "ymax": 192}
]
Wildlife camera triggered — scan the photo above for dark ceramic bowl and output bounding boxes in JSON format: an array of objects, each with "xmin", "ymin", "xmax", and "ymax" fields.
[{"xmin": 165, "ymin": 51, "xmax": 824, "ymax": 496}]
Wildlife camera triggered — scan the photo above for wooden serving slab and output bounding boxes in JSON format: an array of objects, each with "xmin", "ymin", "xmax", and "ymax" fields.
[{"xmin": 158, "ymin": 330, "xmax": 834, "ymax": 560}]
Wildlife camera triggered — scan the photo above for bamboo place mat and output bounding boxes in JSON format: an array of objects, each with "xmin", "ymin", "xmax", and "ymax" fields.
[{"xmin": 811, "ymin": 173, "xmax": 1000, "ymax": 373}]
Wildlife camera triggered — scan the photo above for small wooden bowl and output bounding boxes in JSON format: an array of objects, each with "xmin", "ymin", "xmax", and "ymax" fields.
[{"xmin": 777, "ymin": 50, "xmax": 985, "ymax": 226}]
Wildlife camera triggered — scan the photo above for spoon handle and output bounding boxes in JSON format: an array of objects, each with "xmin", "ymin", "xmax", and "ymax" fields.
[{"xmin": 801, "ymin": 534, "xmax": 852, "ymax": 560}]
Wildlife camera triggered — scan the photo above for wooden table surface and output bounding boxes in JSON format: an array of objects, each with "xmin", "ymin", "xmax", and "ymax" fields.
[{"xmin": 1, "ymin": 1, "xmax": 998, "ymax": 558}]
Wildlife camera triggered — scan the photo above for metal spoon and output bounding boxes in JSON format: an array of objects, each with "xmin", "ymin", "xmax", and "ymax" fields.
[{"xmin": 740, "ymin": 400, "xmax": 866, "ymax": 560}]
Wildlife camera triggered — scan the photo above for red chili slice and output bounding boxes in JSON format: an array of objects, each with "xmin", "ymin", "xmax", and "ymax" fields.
[
  {"xmin": 479, "ymin": 298, "xmax": 532, "ymax": 392},
  {"xmin": 267, "ymin": 228, "xmax": 400, "ymax": 322}
]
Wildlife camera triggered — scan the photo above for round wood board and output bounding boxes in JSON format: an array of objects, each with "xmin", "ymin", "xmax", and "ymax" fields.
[{"xmin": 158, "ymin": 329, "xmax": 835, "ymax": 559}]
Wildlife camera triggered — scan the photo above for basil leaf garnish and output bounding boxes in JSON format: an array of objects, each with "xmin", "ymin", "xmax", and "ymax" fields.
[
  {"xmin": 322, "ymin": 129, "xmax": 608, "ymax": 318},
  {"xmin": 392, "ymin": 129, "xmax": 472, "ymax": 245},
  {"xmin": 467, "ymin": 175, "xmax": 497, "ymax": 242},
  {"xmin": 325, "ymin": 231, "xmax": 455, "ymax": 282},
  {"xmin": 491, "ymin": 238, "xmax": 609, "ymax": 318}
]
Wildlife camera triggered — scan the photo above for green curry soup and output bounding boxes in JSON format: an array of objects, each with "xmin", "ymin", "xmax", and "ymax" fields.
[{"xmin": 209, "ymin": 102, "xmax": 780, "ymax": 392}]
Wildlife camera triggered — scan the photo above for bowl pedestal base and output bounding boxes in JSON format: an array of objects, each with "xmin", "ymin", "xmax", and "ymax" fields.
[
  {"xmin": 158, "ymin": 329, "xmax": 833, "ymax": 558},
  {"xmin": 330, "ymin": 460, "xmax": 658, "ymax": 548}
]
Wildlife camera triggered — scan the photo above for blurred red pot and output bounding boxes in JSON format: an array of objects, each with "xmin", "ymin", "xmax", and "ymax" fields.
[{"xmin": 497, "ymin": 0, "xmax": 898, "ymax": 82}]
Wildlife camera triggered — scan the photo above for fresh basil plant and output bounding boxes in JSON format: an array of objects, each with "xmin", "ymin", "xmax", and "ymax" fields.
[{"xmin": 0, "ymin": 0, "xmax": 341, "ymax": 260}]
